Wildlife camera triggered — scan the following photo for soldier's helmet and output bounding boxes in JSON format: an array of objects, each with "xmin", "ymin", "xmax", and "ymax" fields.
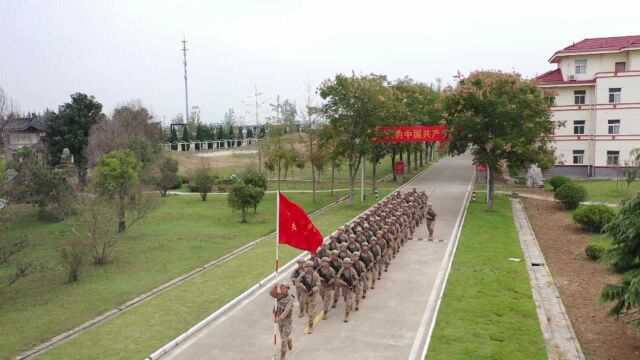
[
  {"xmin": 343, "ymin": 258, "xmax": 352, "ymax": 265},
  {"xmin": 361, "ymin": 242, "xmax": 369, "ymax": 248},
  {"xmin": 352, "ymin": 251, "xmax": 360, "ymax": 258},
  {"xmin": 331, "ymin": 249, "xmax": 339, "ymax": 255},
  {"xmin": 363, "ymin": 223, "xmax": 369, "ymax": 228},
  {"xmin": 349, "ymin": 234, "xmax": 356, "ymax": 240},
  {"xmin": 330, "ymin": 233, "xmax": 337, "ymax": 239},
  {"xmin": 297, "ymin": 259, "xmax": 305, "ymax": 264},
  {"xmin": 428, "ymin": 203, "xmax": 433, "ymax": 207},
  {"xmin": 370, "ymin": 237, "xmax": 377, "ymax": 242},
  {"xmin": 321, "ymin": 257, "xmax": 330, "ymax": 263},
  {"xmin": 319, "ymin": 243, "xmax": 327, "ymax": 248},
  {"xmin": 340, "ymin": 242, "xmax": 348, "ymax": 248},
  {"xmin": 280, "ymin": 282, "xmax": 291, "ymax": 289},
  {"xmin": 304, "ymin": 261, "xmax": 314, "ymax": 268}
]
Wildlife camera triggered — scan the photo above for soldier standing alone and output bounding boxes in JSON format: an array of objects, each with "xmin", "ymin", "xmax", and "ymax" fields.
[{"xmin": 426, "ymin": 203, "xmax": 437, "ymax": 241}]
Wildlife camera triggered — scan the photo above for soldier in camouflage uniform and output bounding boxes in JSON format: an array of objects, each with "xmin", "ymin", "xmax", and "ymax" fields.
[
  {"xmin": 296, "ymin": 261, "xmax": 321, "ymax": 334},
  {"xmin": 316, "ymin": 257, "xmax": 336, "ymax": 320},
  {"xmin": 351, "ymin": 252, "xmax": 367, "ymax": 304},
  {"xmin": 336, "ymin": 258, "xmax": 359, "ymax": 322},
  {"xmin": 337, "ymin": 242, "xmax": 352, "ymax": 261},
  {"xmin": 347, "ymin": 234, "xmax": 361, "ymax": 253},
  {"xmin": 327, "ymin": 234, "xmax": 339, "ymax": 251},
  {"xmin": 316, "ymin": 243, "xmax": 330, "ymax": 260},
  {"xmin": 426, "ymin": 203, "xmax": 437, "ymax": 241},
  {"xmin": 291, "ymin": 259, "xmax": 305, "ymax": 316},
  {"xmin": 272, "ymin": 282, "xmax": 294, "ymax": 360},
  {"xmin": 330, "ymin": 250, "xmax": 343, "ymax": 308},
  {"xmin": 359, "ymin": 242, "xmax": 376, "ymax": 289}
]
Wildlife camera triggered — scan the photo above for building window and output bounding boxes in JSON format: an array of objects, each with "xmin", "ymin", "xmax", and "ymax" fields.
[
  {"xmin": 574, "ymin": 90, "xmax": 586, "ymax": 105},
  {"xmin": 608, "ymin": 120, "xmax": 620, "ymax": 134},
  {"xmin": 615, "ymin": 62, "xmax": 626, "ymax": 72},
  {"xmin": 575, "ymin": 59, "xmax": 587, "ymax": 74},
  {"xmin": 607, "ymin": 151, "xmax": 620, "ymax": 165},
  {"xmin": 573, "ymin": 120, "xmax": 585, "ymax": 134},
  {"xmin": 573, "ymin": 150, "xmax": 584, "ymax": 164},
  {"xmin": 609, "ymin": 88, "xmax": 621, "ymax": 103}
]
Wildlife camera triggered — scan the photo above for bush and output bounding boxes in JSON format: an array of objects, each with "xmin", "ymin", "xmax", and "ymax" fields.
[
  {"xmin": 555, "ymin": 183, "xmax": 587, "ymax": 210},
  {"xmin": 572, "ymin": 205, "xmax": 616, "ymax": 232},
  {"xmin": 514, "ymin": 176, "xmax": 527, "ymax": 186},
  {"xmin": 548, "ymin": 175, "xmax": 571, "ymax": 191},
  {"xmin": 585, "ymin": 242, "xmax": 607, "ymax": 261},
  {"xmin": 193, "ymin": 168, "xmax": 217, "ymax": 201},
  {"xmin": 57, "ymin": 237, "xmax": 89, "ymax": 283}
]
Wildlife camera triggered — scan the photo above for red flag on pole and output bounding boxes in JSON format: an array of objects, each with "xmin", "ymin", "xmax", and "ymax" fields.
[{"xmin": 278, "ymin": 192, "xmax": 323, "ymax": 252}]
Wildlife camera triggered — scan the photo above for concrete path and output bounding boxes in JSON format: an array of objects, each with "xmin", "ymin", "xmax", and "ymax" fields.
[
  {"xmin": 511, "ymin": 198, "xmax": 585, "ymax": 360},
  {"xmin": 159, "ymin": 154, "xmax": 475, "ymax": 360}
]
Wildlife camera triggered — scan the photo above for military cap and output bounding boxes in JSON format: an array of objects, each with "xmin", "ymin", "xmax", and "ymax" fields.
[
  {"xmin": 280, "ymin": 282, "xmax": 291, "ymax": 289},
  {"xmin": 352, "ymin": 251, "xmax": 360, "ymax": 257},
  {"xmin": 361, "ymin": 242, "xmax": 369, "ymax": 247},
  {"xmin": 331, "ymin": 250, "xmax": 339, "ymax": 255}
]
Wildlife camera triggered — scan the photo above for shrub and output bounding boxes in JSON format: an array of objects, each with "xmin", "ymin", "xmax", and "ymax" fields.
[
  {"xmin": 585, "ymin": 242, "xmax": 606, "ymax": 261},
  {"xmin": 548, "ymin": 175, "xmax": 571, "ymax": 191},
  {"xmin": 57, "ymin": 237, "xmax": 89, "ymax": 282},
  {"xmin": 514, "ymin": 176, "xmax": 527, "ymax": 186},
  {"xmin": 555, "ymin": 183, "xmax": 587, "ymax": 210},
  {"xmin": 572, "ymin": 205, "xmax": 616, "ymax": 232},
  {"xmin": 193, "ymin": 168, "xmax": 217, "ymax": 201}
]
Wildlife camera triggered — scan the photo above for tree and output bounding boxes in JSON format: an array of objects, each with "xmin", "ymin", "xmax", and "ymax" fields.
[
  {"xmin": 193, "ymin": 166, "xmax": 216, "ymax": 201},
  {"xmin": 301, "ymin": 81, "xmax": 322, "ymax": 202},
  {"xmin": 94, "ymin": 150, "xmax": 140, "ymax": 232},
  {"xmin": 318, "ymin": 73, "xmax": 388, "ymax": 204},
  {"xmin": 443, "ymin": 71, "xmax": 554, "ymax": 210},
  {"xmin": 155, "ymin": 156, "xmax": 180, "ymax": 196},
  {"xmin": 224, "ymin": 108, "xmax": 238, "ymax": 130},
  {"xmin": 57, "ymin": 237, "xmax": 89, "ymax": 283},
  {"xmin": 263, "ymin": 124, "xmax": 296, "ymax": 190},
  {"xmin": 169, "ymin": 126, "xmax": 179, "ymax": 143},
  {"xmin": 246, "ymin": 128, "xmax": 254, "ymax": 139},
  {"xmin": 44, "ymin": 93, "xmax": 105, "ymax": 185},
  {"xmin": 0, "ymin": 156, "xmax": 6, "ymax": 183},
  {"xmin": 6, "ymin": 148, "xmax": 75, "ymax": 220},
  {"xmin": 217, "ymin": 125, "xmax": 226, "ymax": 141},
  {"xmin": 600, "ymin": 194, "xmax": 640, "ymax": 328},
  {"xmin": 187, "ymin": 105, "xmax": 201, "ymax": 136},
  {"xmin": 242, "ymin": 167, "xmax": 267, "ymax": 190},
  {"xmin": 65, "ymin": 196, "xmax": 120, "ymax": 265},
  {"xmin": 281, "ymin": 99, "xmax": 297, "ymax": 130},
  {"xmin": 181, "ymin": 125, "xmax": 192, "ymax": 142},
  {"xmin": 228, "ymin": 183, "xmax": 259, "ymax": 222},
  {"xmin": 0, "ymin": 209, "xmax": 35, "ymax": 293}
]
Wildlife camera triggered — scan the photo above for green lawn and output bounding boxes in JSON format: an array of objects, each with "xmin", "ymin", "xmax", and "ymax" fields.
[
  {"xmin": 427, "ymin": 196, "xmax": 546, "ymax": 360},
  {"xmin": 573, "ymin": 179, "xmax": 640, "ymax": 203},
  {"xmin": 0, "ymin": 192, "xmax": 338, "ymax": 360}
]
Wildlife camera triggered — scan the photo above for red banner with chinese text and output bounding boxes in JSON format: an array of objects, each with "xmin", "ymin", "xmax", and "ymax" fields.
[{"xmin": 373, "ymin": 125, "xmax": 449, "ymax": 143}]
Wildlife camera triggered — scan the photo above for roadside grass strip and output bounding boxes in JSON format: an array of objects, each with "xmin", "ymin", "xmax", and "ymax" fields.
[
  {"xmin": 36, "ymin": 191, "xmax": 392, "ymax": 360},
  {"xmin": 427, "ymin": 196, "xmax": 547, "ymax": 360}
]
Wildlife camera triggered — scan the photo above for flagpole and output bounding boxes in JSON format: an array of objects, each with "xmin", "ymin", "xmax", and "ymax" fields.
[{"xmin": 273, "ymin": 191, "xmax": 280, "ymax": 360}]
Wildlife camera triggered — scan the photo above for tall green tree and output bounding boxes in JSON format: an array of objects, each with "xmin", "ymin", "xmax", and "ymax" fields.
[
  {"xmin": 94, "ymin": 150, "xmax": 140, "ymax": 232},
  {"xmin": 44, "ymin": 93, "xmax": 105, "ymax": 184},
  {"xmin": 600, "ymin": 194, "xmax": 640, "ymax": 329},
  {"xmin": 444, "ymin": 71, "xmax": 554, "ymax": 210},
  {"xmin": 169, "ymin": 126, "xmax": 179, "ymax": 143},
  {"xmin": 317, "ymin": 73, "xmax": 388, "ymax": 204}
]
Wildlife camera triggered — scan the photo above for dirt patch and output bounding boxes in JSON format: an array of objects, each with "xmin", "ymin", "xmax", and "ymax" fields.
[
  {"xmin": 522, "ymin": 198, "xmax": 640, "ymax": 360},
  {"xmin": 166, "ymin": 150, "xmax": 257, "ymax": 175}
]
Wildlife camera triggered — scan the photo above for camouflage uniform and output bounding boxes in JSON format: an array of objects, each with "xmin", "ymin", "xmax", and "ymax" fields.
[
  {"xmin": 329, "ymin": 251, "xmax": 343, "ymax": 308},
  {"xmin": 272, "ymin": 283, "xmax": 294, "ymax": 359},
  {"xmin": 426, "ymin": 204, "xmax": 437, "ymax": 240},
  {"xmin": 359, "ymin": 243, "xmax": 376, "ymax": 289},
  {"xmin": 296, "ymin": 261, "xmax": 321, "ymax": 334},
  {"xmin": 291, "ymin": 260, "xmax": 305, "ymax": 315},
  {"xmin": 351, "ymin": 253, "xmax": 367, "ymax": 304},
  {"xmin": 336, "ymin": 258, "xmax": 359, "ymax": 322},
  {"xmin": 317, "ymin": 258, "xmax": 336, "ymax": 320}
]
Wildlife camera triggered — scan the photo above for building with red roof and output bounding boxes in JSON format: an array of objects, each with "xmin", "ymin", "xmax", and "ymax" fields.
[{"xmin": 536, "ymin": 36, "xmax": 640, "ymax": 177}]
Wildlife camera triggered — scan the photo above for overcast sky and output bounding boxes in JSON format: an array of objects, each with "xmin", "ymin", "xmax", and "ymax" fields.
[{"xmin": 1, "ymin": 0, "xmax": 639, "ymax": 125}]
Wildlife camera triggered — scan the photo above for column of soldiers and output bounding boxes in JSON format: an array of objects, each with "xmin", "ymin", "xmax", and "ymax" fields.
[{"xmin": 274, "ymin": 189, "xmax": 433, "ymax": 360}]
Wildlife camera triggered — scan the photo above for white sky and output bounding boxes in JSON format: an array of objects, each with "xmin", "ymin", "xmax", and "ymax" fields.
[{"xmin": 1, "ymin": 0, "xmax": 639, "ymax": 125}]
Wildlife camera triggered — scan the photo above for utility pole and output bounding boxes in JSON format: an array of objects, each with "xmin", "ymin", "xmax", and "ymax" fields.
[
  {"xmin": 254, "ymin": 84, "xmax": 262, "ymax": 173},
  {"xmin": 181, "ymin": 36, "xmax": 190, "ymax": 124}
]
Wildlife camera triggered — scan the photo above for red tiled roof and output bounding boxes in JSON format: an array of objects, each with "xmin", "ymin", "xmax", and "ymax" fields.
[
  {"xmin": 550, "ymin": 35, "xmax": 640, "ymax": 62},
  {"xmin": 535, "ymin": 69, "xmax": 564, "ymax": 82}
]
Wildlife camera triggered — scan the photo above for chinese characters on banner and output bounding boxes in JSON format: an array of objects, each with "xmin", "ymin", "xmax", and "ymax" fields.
[{"xmin": 372, "ymin": 125, "xmax": 449, "ymax": 143}]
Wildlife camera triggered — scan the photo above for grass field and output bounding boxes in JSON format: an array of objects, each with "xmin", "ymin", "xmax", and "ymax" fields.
[
  {"xmin": 0, "ymin": 192, "xmax": 338, "ymax": 359},
  {"xmin": 427, "ymin": 196, "xmax": 546, "ymax": 360},
  {"xmin": 566, "ymin": 179, "xmax": 639, "ymax": 203}
]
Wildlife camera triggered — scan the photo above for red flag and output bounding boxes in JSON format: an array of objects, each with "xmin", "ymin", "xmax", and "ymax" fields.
[{"xmin": 278, "ymin": 193, "xmax": 323, "ymax": 252}]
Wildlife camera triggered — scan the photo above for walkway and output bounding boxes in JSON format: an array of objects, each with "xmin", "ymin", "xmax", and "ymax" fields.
[{"xmin": 156, "ymin": 154, "xmax": 475, "ymax": 360}]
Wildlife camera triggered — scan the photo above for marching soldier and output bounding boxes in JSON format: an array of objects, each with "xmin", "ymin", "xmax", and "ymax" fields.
[
  {"xmin": 426, "ymin": 203, "xmax": 437, "ymax": 241},
  {"xmin": 272, "ymin": 282, "xmax": 294, "ymax": 360},
  {"xmin": 291, "ymin": 259, "xmax": 305, "ymax": 316},
  {"xmin": 316, "ymin": 243, "xmax": 330, "ymax": 260},
  {"xmin": 330, "ymin": 250, "xmax": 343, "ymax": 308},
  {"xmin": 337, "ymin": 242, "xmax": 352, "ymax": 261},
  {"xmin": 336, "ymin": 258, "xmax": 359, "ymax": 322},
  {"xmin": 327, "ymin": 234, "xmax": 339, "ymax": 251},
  {"xmin": 360, "ymin": 242, "xmax": 376, "ymax": 289},
  {"xmin": 347, "ymin": 234, "xmax": 361, "ymax": 253},
  {"xmin": 351, "ymin": 252, "xmax": 367, "ymax": 304},
  {"xmin": 317, "ymin": 257, "xmax": 336, "ymax": 320},
  {"xmin": 296, "ymin": 261, "xmax": 321, "ymax": 334}
]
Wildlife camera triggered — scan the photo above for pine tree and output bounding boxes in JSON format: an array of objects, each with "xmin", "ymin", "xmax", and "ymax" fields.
[
  {"xmin": 169, "ymin": 126, "xmax": 178, "ymax": 143},
  {"xmin": 246, "ymin": 128, "xmax": 254, "ymax": 139}
]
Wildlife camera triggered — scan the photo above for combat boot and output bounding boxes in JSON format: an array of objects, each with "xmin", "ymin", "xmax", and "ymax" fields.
[
  {"xmin": 344, "ymin": 311, "xmax": 350, "ymax": 322},
  {"xmin": 322, "ymin": 311, "xmax": 328, "ymax": 320},
  {"xmin": 332, "ymin": 300, "xmax": 337, "ymax": 308},
  {"xmin": 280, "ymin": 350, "xmax": 287, "ymax": 360},
  {"xmin": 308, "ymin": 321, "xmax": 314, "ymax": 334},
  {"xmin": 355, "ymin": 301, "xmax": 360, "ymax": 311},
  {"xmin": 287, "ymin": 337, "xmax": 293, "ymax": 350}
]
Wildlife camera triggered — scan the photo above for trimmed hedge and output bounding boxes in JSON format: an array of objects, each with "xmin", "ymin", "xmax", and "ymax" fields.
[
  {"xmin": 585, "ymin": 242, "xmax": 606, "ymax": 261},
  {"xmin": 572, "ymin": 205, "xmax": 616, "ymax": 232},
  {"xmin": 555, "ymin": 183, "xmax": 587, "ymax": 210},
  {"xmin": 549, "ymin": 175, "xmax": 571, "ymax": 191}
]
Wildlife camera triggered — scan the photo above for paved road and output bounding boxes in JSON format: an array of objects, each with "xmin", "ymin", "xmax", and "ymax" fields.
[{"xmin": 161, "ymin": 154, "xmax": 475, "ymax": 360}]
